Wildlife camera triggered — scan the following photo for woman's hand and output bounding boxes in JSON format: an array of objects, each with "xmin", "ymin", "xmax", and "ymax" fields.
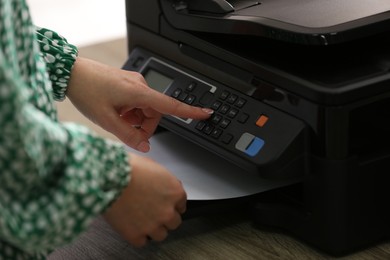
[
  {"xmin": 103, "ymin": 153, "xmax": 187, "ymax": 246},
  {"xmin": 66, "ymin": 57, "xmax": 212, "ymax": 152}
]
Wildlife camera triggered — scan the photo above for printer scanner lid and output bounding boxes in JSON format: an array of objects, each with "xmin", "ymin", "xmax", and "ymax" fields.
[{"xmin": 160, "ymin": 0, "xmax": 390, "ymax": 45}]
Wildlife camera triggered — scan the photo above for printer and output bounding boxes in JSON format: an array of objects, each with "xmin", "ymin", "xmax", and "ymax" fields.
[{"xmin": 123, "ymin": 0, "xmax": 390, "ymax": 256}]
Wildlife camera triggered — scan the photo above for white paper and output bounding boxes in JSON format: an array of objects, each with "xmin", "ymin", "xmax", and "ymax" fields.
[{"xmin": 128, "ymin": 132, "xmax": 299, "ymax": 201}]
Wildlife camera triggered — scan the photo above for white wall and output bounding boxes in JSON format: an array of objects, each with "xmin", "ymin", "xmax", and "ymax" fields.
[{"xmin": 26, "ymin": 0, "xmax": 127, "ymax": 47}]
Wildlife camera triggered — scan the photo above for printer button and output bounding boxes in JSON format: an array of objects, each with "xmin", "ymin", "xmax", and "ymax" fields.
[
  {"xmin": 227, "ymin": 108, "xmax": 239, "ymax": 118},
  {"xmin": 227, "ymin": 94, "xmax": 238, "ymax": 104},
  {"xmin": 245, "ymin": 137, "xmax": 265, "ymax": 157},
  {"xmin": 237, "ymin": 113, "xmax": 249, "ymax": 123},
  {"xmin": 219, "ymin": 104, "xmax": 230, "ymax": 114},
  {"xmin": 211, "ymin": 100, "xmax": 222, "ymax": 110},
  {"xmin": 195, "ymin": 121, "xmax": 206, "ymax": 131},
  {"xmin": 210, "ymin": 114, "xmax": 222, "ymax": 125},
  {"xmin": 211, "ymin": 128, "xmax": 223, "ymax": 139},
  {"xmin": 203, "ymin": 124, "xmax": 214, "ymax": 135},
  {"xmin": 256, "ymin": 114, "xmax": 269, "ymax": 127},
  {"xmin": 184, "ymin": 94, "xmax": 196, "ymax": 104},
  {"xmin": 219, "ymin": 90, "xmax": 230, "ymax": 100},
  {"xmin": 220, "ymin": 118, "xmax": 231, "ymax": 129},
  {"xmin": 235, "ymin": 133, "xmax": 254, "ymax": 152},
  {"xmin": 132, "ymin": 57, "xmax": 144, "ymax": 68},
  {"xmin": 186, "ymin": 82, "xmax": 197, "ymax": 92},
  {"xmin": 235, "ymin": 98, "xmax": 247, "ymax": 108},
  {"xmin": 178, "ymin": 92, "xmax": 188, "ymax": 102},
  {"xmin": 235, "ymin": 133, "xmax": 265, "ymax": 157},
  {"xmin": 171, "ymin": 88, "xmax": 182, "ymax": 98}
]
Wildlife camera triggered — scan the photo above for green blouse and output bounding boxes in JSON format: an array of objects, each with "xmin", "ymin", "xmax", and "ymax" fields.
[{"xmin": 0, "ymin": 0, "xmax": 130, "ymax": 259}]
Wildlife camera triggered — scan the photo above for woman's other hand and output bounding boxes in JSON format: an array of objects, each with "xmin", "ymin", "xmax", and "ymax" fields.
[{"xmin": 103, "ymin": 153, "xmax": 187, "ymax": 246}]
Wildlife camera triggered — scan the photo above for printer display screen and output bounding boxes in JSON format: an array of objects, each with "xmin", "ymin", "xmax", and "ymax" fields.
[{"xmin": 144, "ymin": 69, "xmax": 173, "ymax": 93}]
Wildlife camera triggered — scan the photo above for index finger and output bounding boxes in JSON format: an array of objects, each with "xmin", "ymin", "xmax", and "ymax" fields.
[{"xmin": 144, "ymin": 88, "xmax": 214, "ymax": 119}]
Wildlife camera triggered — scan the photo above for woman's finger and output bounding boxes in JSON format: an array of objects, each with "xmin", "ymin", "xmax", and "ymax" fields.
[{"xmin": 142, "ymin": 89, "xmax": 213, "ymax": 119}]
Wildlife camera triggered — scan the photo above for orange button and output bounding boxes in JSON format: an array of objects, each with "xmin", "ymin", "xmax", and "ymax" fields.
[{"xmin": 256, "ymin": 114, "xmax": 269, "ymax": 127}]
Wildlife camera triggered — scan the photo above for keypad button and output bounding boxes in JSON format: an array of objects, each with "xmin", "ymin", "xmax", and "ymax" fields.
[
  {"xmin": 220, "ymin": 91, "xmax": 230, "ymax": 100},
  {"xmin": 196, "ymin": 121, "xmax": 206, "ymax": 131},
  {"xmin": 227, "ymin": 108, "xmax": 239, "ymax": 118},
  {"xmin": 186, "ymin": 82, "xmax": 197, "ymax": 92},
  {"xmin": 211, "ymin": 100, "xmax": 222, "ymax": 110},
  {"xmin": 227, "ymin": 94, "xmax": 238, "ymax": 104},
  {"xmin": 237, "ymin": 113, "xmax": 249, "ymax": 123},
  {"xmin": 172, "ymin": 88, "xmax": 182, "ymax": 98},
  {"xmin": 178, "ymin": 92, "xmax": 188, "ymax": 102},
  {"xmin": 185, "ymin": 95, "xmax": 196, "ymax": 104},
  {"xmin": 210, "ymin": 114, "xmax": 222, "ymax": 125},
  {"xmin": 132, "ymin": 57, "xmax": 144, "ymax": 68},
  {"xmin": 220, "ymin": 118, "xmax": 231, "ymax": 129},
  {"xmin": 235, "ymin": 98, "xmax": 246, "ymax": 108},
  {"xmin": 219, "ymin": 104, "xmax": 230, "ymax": 114},
  {"xmin": 203, "ymin": 125, "xmax": 214, "ymax": 135},
  {"xmin": 211, "ymin": 129, "xmax": 223, "ymax": 139}
]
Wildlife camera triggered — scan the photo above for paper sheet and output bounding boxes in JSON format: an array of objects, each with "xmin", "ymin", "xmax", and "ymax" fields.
[{"xmin": 128, "ymin": 132, "xmax": 299, "ymax": 201}]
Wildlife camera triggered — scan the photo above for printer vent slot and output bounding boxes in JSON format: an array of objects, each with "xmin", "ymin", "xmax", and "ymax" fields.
[{"xmin": 349, "ymin": 97, "xmax": 390, "ymax": 159}]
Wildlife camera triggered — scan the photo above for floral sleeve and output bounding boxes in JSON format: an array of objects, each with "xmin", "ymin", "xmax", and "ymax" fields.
[
  {"xmin": 0, "ymin": 2, "xmax": 130, "ymax": 259},
  {"xmin": 35, "ymin": 27, "xmax": 78, "ymax": 101}
]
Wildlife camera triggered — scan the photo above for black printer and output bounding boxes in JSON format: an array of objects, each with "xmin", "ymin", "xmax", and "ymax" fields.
[{"xmin": 123, "ymin": 0, "xmax": 390, "ymax": 256}]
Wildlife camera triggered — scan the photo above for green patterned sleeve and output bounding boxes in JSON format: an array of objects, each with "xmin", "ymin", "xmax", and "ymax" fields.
[
  {"xmin": 0, "ymin": 35, "xmax": 130, "ymax": 259},
  {"xmin": 0, "ymin": 72, "xmax": 130, "ymax": 255},
  {"xmin": 35, "ymin": 27, "xmax": 78, "ymax": 101}
]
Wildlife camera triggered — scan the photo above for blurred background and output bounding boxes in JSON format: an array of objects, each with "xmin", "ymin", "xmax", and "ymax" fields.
[
  {"xmin": 27, "ymin": 0, "xmax": 128, "ymax": 141},
  {"xmin": 27, "ymin": 0, "xmax": 126, "ymax": 47}
]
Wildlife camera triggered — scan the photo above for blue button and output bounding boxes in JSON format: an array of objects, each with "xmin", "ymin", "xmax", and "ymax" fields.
[
  {"xmin": 245, "ymin": 137, "xmax": 265, "ymax": 157},
  {"xmin": 235, "ymin": 133, "xmax": 265, "ymax": 157}
]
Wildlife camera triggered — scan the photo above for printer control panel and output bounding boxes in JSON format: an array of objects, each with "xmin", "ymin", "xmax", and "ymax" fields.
[{"xmin": 123, "ymin": 48, "xmax": 307, "ymax": 178}]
